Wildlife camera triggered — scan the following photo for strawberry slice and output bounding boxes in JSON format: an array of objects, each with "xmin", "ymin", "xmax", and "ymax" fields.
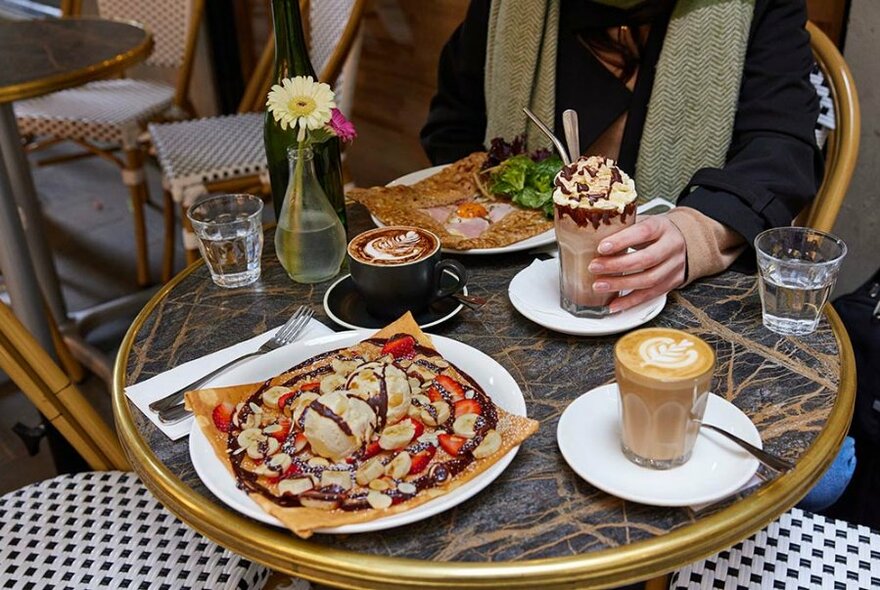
[
  {"xmin": 426, "ymin": 385, "xmax": 443, "ymax": 403},
  {"xmin": 267, "ymin": 417, "xmax": 292, "ymax": 442},
  {"xmin": 409, "ymin": 445, "xmax": 436, "ymax": 474},
  {"xmin": 362, "ymin": 440, "xmax": 383, "ymax": 460},
  {"xmin": 381, "ymin": 334, "xmax": 416, "ymax": 359},
  {"xmin": 293, "ymin": 433, "xmax": 309, "ymax": 453},
  {"xmin": 454, "ymin": 399, "xmax": 482, "ymax": 418},
  {"xmin": 435, "ymin": 375, "xmax": 466, "ymax": 402},
  {"xmin": 407, "ymin": 417, "xmax": 425, "ymax": 440},
  {"xmin": 300, "ymin": 381, "xmax": 320, "ymax": 392},
  {"xmin": 277, "ymin": 391, "xmax": 297, "ymax": 411},
  {"xmin": 270, "ymin": 461, "xmax": 302, "ymax": 483},
  {"xmin": 438, "ymin": 433, "xmax": 467, "ymax": 456},
  {"xmin": 212, "ymin": 402, "xmax": 235, "ymax": 433}
]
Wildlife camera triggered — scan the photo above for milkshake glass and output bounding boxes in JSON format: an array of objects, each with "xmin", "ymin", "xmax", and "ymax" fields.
[{"xmin": 552, "ymin": 156, "xmax": 638, "ymax": 317}]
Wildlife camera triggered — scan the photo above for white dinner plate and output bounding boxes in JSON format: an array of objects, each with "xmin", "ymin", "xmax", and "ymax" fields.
[
  {"xmin": 370, "ymin": 165, "xmax": 556, "ymax": 255},
  {"xmin": 508, "ymin": 259, "xmax": 666, "ymax": 336},
  {"xmin": 557, "ymin": 383, "xmax": 760, "ymax": 507},
  {"xmin": 189, "ymin": 330, "xmax": 529, "ymax": 534}
]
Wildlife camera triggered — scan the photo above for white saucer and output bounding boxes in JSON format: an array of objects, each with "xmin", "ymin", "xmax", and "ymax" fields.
[
  {"xmin": 508, "ymin": 259, "xmax": 666, "ymax": 336},
  {"xmin": 557, "ymin": 383, "xmax": 760, "ymax": 507}
]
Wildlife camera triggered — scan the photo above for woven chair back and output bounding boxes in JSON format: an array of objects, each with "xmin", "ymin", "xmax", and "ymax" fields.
[
  {"xmin": 0, "ymin": 303, "xmax": 128, "ymax": 471},
  {"xmin": 96, "ymin": 0, "xmax": 198, "ymax": 69}
]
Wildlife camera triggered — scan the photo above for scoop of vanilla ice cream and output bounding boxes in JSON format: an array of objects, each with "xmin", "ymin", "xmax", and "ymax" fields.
[
  {"xmin": 345, "ymin": 361, "xmax": 412, "ymax": 426},
  {"xmin": 303, "ymin": 391, "xmax": 376, "ymax": 462},
  {"xmin": 552, "ymin": 155, "xmax": 637, "ymax": 212}
]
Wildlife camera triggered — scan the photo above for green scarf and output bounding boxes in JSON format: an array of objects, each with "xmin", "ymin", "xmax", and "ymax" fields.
[{"xmin": 484, "ymin": 0, "xmax": 755, "ymax": 202}]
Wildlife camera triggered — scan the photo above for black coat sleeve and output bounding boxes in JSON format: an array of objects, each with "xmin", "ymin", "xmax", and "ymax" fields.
[
  {"xmin": 420, "ymin": 0, "xmax": 491, "ymax": 165},
  {"xmin": 676, "ymin": 0, "xmax": 823, "ymax": 272}
]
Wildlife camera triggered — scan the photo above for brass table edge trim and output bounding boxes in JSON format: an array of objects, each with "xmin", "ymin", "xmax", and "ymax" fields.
[
  {"xmin": 112, "ymin": 268, "xmax": 856, "ymax": 589},
  {"xmin": 0, "ymin": 17, "xmax": 154, "ymax": 104}
]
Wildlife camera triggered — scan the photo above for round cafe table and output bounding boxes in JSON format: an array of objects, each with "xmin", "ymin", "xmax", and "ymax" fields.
[
  {"xmin": 113, "ymin": 206, "xmax": 854, "ymax": 589},
  {"xmin": 0, "ymin": 17, "xmax": 152, "ymax": 362}
]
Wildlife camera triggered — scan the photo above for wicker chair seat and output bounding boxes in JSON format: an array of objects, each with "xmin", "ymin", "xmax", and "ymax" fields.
[
  {"xmin": 0, "ymin": 470, "xmax": 270, "ymax": 589},
  {"xmin": 671, "ymin": 508, "xmax": 880, "ymax": 590},
  {"xmin": 148, "ymin": 112, "xmax": 266, "ymax": 206},
  {"xmin": 15, "ymin": 79, "xmax": 174, "ymax": 148}
]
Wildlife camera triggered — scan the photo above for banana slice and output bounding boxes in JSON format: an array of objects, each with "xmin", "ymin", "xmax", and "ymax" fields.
[
  {"xmin": 278, "ymin": 476, "xmax": 314, "ymax": 496},
  {"xmin": 384, "ymin": 451, "xmax": 411, "ymax": 479},
  {"xmin": 379, "ymin": 421, "xmax": 415, "ymax": 450},
  {"xmin": 261, "ymin": 386, "xmax": 291, "ymax": 408},
  {"xmin": 321, "ymin": 470, "xmax": 353, "ymax": 490},
  {"xmin": 369, "ymin": 478, "xmax": 391, "ymax": 491},
  {"xmin": 319, "ymin": 373, "xmax": 347, "ymax": 395},
  {"xmin": 292, "ymin": 392, "xmax": 319, "ymax": 423},
  {"xmin": 355, "ymin": 457, "xmax": 385, "ymax": 486},
  {"xmin": 268, "ymin": 451, "xmax": 291, "ymax": 471},
  {"xmin": 472, "ymin": 430, "xmax": 502, "ymax": 459},
  {"xmin": 420, "ymin": 401, "xmax": 450, "ymax": 427},
  {"xmin": 367, "ymin": 490, "xmax": 392, "ymax": 510},
  {"xmin": 453, "ymin": 413, "xmax": 479, "ymax": 438},
  {"xmin": 265, "ymin": 437, "xmax": 280, "ymax": 456},
  {"xmin": 237, "ymin": 427, "xmax": 266, "ymax": 449}
]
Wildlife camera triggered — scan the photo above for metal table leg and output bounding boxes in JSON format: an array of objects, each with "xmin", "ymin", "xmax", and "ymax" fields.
[
  {"xmin": 0, "ymin": 105, "xmax": 54, "ymax": 350},
  {"xmin": 0, "ymin": 103, "xmax": 66, "ymax": 323}
]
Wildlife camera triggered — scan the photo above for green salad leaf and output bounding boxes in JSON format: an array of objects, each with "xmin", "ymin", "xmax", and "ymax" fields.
[{"xmin": 487, "ymin": 153, "xmax": 562, "ymax": 219}]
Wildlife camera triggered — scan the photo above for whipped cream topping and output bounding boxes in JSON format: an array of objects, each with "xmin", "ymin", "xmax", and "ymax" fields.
[
  {"xmin": 638, "ymin": 337, "xmax": 698, "ymax": 370},
  {"xmin": 553, "ymin": 155, "xmax": 637, "ymax": 213},
  {"xmin": 363, "ymin": 230, "xmax": 433, "ymax": 262}
]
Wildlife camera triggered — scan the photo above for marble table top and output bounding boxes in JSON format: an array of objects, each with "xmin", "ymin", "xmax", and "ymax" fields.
[
  {"xmin": 0, "ymin": 18, "xmax": 151, "ymax": 103},
  {"xmin": 116, "ymin": 205, "xmax": 849, "ymax": 586}
]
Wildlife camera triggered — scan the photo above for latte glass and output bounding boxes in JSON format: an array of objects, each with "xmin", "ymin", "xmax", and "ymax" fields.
[{"xmin": 614, "ymin": 328, "xmax": 715, "ymax": 469}]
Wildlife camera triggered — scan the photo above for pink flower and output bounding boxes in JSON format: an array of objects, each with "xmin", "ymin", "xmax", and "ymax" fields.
[{"xmin": 328, "ymin": 108, "xmax": 357, "ymax": 143}]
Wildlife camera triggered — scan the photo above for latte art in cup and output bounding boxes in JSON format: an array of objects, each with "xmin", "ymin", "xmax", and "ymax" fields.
[
  {"xmin": 614, "ymin": 328, "xmax": 715, "ymax": 469},
  {"xmin": 348, "ymin": 226, "xmax": 439, "ymax": 266}
]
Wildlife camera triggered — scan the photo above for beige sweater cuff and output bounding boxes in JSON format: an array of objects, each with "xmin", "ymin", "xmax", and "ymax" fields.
[{"xmin": 665, "ymin": 208, "xmax": 747, "ymax": 286}]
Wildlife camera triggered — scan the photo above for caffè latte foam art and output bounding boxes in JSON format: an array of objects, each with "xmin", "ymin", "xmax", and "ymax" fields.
[
  {"xmin": 349, "ymin": 227, "xmax": 438, "ymax": 265},
  {"xmin": 638, "ymin": 337, "xmax": 698, "ymax": 369}
]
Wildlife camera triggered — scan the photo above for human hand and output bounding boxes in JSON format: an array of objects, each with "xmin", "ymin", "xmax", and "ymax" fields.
[{"xmin": 587, "ymin": 215, "xmax": 687, "ymax": 313}]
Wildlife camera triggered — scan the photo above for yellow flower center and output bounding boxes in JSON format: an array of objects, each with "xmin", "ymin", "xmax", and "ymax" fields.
[{"xmin": 287, "ymin": 96, "xmax": 316, "ymax": 117}]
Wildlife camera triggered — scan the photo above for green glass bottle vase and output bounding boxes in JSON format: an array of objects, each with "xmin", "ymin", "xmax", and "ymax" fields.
[{"xmin": 264, "ymin": 0, "xmax": 347, "ymax": 229}]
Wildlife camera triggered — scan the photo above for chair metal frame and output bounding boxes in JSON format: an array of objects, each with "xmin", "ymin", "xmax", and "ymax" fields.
[
  {"xmin": 162, "ymin": 0, "xmax": 367, "ymax": 280},
  {"xmin": 0, "ymin": 302, "xmax": 128, "ymax": 472},
  {"xmin": 799, "ymin": 21, "xmax": 861, "ymax": 233}
]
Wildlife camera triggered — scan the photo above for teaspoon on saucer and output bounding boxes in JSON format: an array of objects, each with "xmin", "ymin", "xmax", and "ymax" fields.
[{"xmin": 698, "ymin": 421, "xmax": 794, "ymax": 473}]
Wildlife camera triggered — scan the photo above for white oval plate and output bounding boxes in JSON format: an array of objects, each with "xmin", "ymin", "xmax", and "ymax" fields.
[
  {"xmin": 189, "ymin": 330, "xmax": 528, "ymax": 534},
  {"xmin": 508, "ymin": 259, "xmax": 666, "ymax": 336},
  {"xmin": 557, "ymin": 383, "xmax": 760, "ymax": 507},
  {"xmin": 370, "ymin": 165, "xmax": 556, "ymax": 255}
]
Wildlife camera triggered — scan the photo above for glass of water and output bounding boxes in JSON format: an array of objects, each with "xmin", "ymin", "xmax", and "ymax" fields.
[
  {"xmin": 755, "ymin": 227, "xmax": 847, "ymax": 335},
  {"xmin": 187, "ymin": 194, "xmax": 264, "ymax": 288}
]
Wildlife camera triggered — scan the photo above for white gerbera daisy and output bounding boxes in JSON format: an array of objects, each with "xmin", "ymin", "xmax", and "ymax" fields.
[{"xmin": 266, "ymin": 76, "xmax": 336, "ymax": 140}]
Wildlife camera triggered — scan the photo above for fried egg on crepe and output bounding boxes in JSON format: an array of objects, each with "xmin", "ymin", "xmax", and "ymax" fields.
[{"xmin": 347, "ymin": 153, "xmax": 553, "ymax": 250}]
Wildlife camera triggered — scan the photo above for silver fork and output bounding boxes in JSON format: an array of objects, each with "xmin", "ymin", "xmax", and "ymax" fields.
[{"xmin": 150, "ymin": 306, "xmax": 314, "ymax": 422}]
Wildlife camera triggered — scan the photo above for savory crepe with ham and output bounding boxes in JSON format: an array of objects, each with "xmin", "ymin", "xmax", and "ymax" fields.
[
  {"xmin": 186, "ymin": 313, "xmax": 539, "ymax": 538},
  {"xmin": 347, "ymin": 153, "xmax": 553, "ymax": 250}
]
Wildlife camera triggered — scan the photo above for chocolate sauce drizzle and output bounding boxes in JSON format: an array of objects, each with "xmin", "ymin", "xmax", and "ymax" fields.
[
  {"xmin": 557, "ymin": 201, "xmax": 636, "ymax": 229},
  {"xmin": 228, "ymin": 337, "xmax": 500, "ymax": 513}
]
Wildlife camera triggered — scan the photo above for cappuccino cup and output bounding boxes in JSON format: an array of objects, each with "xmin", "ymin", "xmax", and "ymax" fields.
[
  {"xmin": 347, "ymin": 226, "xmax": 467, "ymax": 319},
  {"xmin": 614, "ymin": 328, "xmax": 715, "ymax": 469}
]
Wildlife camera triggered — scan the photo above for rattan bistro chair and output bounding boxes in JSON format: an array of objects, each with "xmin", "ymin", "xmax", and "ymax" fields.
[
  {"xmin": 0, "ymin": 302, "xmax": 270, "ymax": 589},
  {"xmin": 669, "ymin": 507, "xmax": 880, "ymax": 589},
  {"xmin": 14, "ymin": 0, "xmax": 205, "ymax": 287},
  {"xmin": 796, "ymin": 22, "xmax": 860, "ymax": 233},
  {"xmin": 149, "ymin": 0, "xmax": 366, "ymax": 282}
]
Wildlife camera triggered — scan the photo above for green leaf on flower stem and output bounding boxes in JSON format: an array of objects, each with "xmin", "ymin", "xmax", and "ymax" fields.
[{"xmin": 306, "ymin": 126, "xmax": 333, "ymax": 144}]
